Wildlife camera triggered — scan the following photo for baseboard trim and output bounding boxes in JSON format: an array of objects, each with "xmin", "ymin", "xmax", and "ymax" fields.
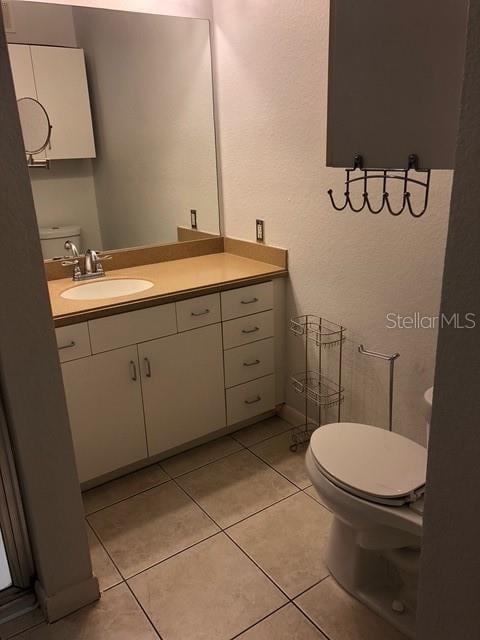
[
  {"xmin": 277, "ymin": 403, "xmax": 305, "ymax": 427},
  {"xmin": 35, "ymin": 576, "xmax": 99, "ymax": 623}
]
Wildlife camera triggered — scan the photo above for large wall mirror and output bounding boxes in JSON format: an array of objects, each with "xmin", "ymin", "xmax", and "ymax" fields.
[{"xmin": 7, "ymin": 1, "xmax": 220, "ymax": 259}]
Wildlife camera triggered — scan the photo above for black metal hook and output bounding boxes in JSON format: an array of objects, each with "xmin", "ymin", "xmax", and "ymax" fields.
[{"xmin": 327, "ymin": 154, "xmax": 431, "ymax": 218}]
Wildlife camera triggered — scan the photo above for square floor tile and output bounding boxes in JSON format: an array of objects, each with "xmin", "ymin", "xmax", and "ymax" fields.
[
  {"xmin": 129, "ymin": 533, "xmax": 286, "ymax": 640},
  {"xmin": 250, "ymin": 430, "xmax": 311, "ymax": 488},
  {"xmin": 228, "ymin": 492, "xmax": 331, "ymax": 597},
  {"xmin": 14, "ymin": 584, "xmax": 157, "ymax": 640},
  {"xmin": 161, "ymin": 436, "xmax": 243, "ymax": 477},
  {"xmin": 176, "ymin": 449, "xmax": 297, "ymax": 528},
  {"xmin": 236, "ymin": 604, "xmax": 327, "ymax": 639},
  {"xmin": 296, "ymin": 577, "xmax": 407, "ymax": 640},
  {"xmin": 88, "ymin": 481, "xmax": 218, "ymax": 578},
  {"xmin": 83, "ymin": 464, "xmax": 169, "ymax": 514},
  {"xmin": 86, "ymin": 524, "xmax": 122, "ymax": 592},
  {"xmin": 232, "ymin": 416, "xmax": 294, "ymax": 447}
]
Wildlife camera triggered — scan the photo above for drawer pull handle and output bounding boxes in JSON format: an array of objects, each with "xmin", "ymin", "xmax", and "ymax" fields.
[
  {"xmin": 130, "ymin": 360, "xmax": 138, "ymax": 381},
  {"xmin": 58, "ymin": 340, "xmax": 76, "ymax": 350},
  {"xmin": 245, "ymin": 395, "xmax": 261, "ymax": 405},
  {"xmin": 241, "ymin": 297, "xmax": 259, "ymax": 305},
  {"xmin": 144, "ymin": 357, "xmax": 152, "ymax": 378},
  {"xmin": 243, "ymin": 359, "xmax": 261, "ymax": 367},
  {"xmin": 191, "ymin": 308, "xmax": 210, "ymax": 317},
  {"xmin": 241, "ymin": 326, "xmax": 259, "ymax": 334}
]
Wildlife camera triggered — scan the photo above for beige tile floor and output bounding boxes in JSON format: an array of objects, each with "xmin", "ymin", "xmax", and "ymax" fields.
[{"xmin": 12, "ymin": 417, "xmax": 406, "ymax": 640}]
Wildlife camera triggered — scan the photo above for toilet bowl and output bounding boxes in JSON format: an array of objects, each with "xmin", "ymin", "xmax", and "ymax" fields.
[{"xmin": 306, "ymin": 422, "xmax": 427, "ymax": 638}]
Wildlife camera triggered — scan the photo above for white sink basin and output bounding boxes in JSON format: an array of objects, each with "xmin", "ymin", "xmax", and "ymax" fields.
[{"xmin": 61, "ymin": 278, "xmax": 154, "ymax": 301}]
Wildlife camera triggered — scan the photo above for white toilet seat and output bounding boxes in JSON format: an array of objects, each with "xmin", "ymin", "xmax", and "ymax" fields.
[{"xmin": 310, "ymin": 423, "xmax": 427, "ymax": 507}]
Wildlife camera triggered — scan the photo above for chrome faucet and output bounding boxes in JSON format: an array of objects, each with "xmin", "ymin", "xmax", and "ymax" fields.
[
  {"xmin": 85, "ymin": 249, "xmax": 101, "ymax": 275},
  {"xmin": 62, "ymin": 243, "xmax": 111, "ymax": 282}
]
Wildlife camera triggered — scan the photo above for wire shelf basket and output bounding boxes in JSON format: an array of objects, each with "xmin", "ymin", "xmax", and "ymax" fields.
[
  {"xmin": 288, "ymin": 314, "xmax": 346, "ymax": 452},
  {"xmin": 290, "ymin": 371, "xmax": 344, "ymax": 408},
  {"xmin": 289, "ymin": 315, "xmax": 345, "ymax": 348}
]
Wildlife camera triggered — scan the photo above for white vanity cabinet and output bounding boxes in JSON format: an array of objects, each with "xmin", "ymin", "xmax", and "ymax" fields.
[
  {"xmin": 138, "ymin": 323, "xmax": 226, "ymax": 456},
  {"xmin": 61, "ymin": 346, "xmax": 147, "ymax": 483},
  {"xmin": 8, "ymin": 44, "xmax": 96, "ymax": 160},
  {"xmin": 56, "ymin": 280, "xmax": 282, "ymax": 485}
]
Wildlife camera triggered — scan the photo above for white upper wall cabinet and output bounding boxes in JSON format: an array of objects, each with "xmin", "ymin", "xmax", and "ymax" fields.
[
  {"xmin": 8, "ymin": 44, "xmax": 36, "ymax": 98},
  {"xmin": 327, "ymin": 0, "xmax": 468, "ymax": 169},
  {"xmin": 8, "ymin": 43, "xmax": 96, "ymax": 160}
]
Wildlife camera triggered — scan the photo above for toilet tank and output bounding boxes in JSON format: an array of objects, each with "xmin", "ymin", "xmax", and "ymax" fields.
[{"xmin": 39, "ymin": 225, "xmax": 81, "ymax": 260}]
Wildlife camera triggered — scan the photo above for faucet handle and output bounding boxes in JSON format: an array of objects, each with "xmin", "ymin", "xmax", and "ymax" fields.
[{"xmin": 61, "ymin": 258, "xmax": 82, "ymax": 280}]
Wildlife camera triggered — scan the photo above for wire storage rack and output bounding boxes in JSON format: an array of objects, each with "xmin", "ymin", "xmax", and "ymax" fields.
[{"xmin": 289, "ymin": 316, "xmax": 345, "ymax": 451}]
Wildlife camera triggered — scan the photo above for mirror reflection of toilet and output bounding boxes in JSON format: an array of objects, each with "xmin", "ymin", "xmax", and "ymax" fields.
[
  {"xmin": 39, "ymin": 225, "xmax": 81, "ymax": 260},
  {"xmin": 306, "ymin": 388, "xmax": 433, "ymax": 639}
]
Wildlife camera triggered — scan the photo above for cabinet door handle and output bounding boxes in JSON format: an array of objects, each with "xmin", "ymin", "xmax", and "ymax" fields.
[
  {"xmin": 243, "ymin": 359, "xmax": 260, "ymax": 367},
  {"xmin": 191, "ymin": 308, "xmax": 210, "ymax": 317},
  {"xmin": 241, "ymin": 297, "xmax": 259, "ymax": 305},
  {"xmin": 245, "ymin": 395, "xmax": 261, "ymax": 405},
  {"xmin": 58, "ymin": 340, "xmax": 76, "ymax": 350},
  {"xmin": 130, "ymin": 360, "xmax": 137, "ymax": 381},
  {"xmin": 241, "ymin": 326, "xmax": 259, "ymax": 334},
  {"xmin": 144, "ymin": 357, "xmax": 152, "ymax": 378}
]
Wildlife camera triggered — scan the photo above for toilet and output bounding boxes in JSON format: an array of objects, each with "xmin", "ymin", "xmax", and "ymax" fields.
[
  {"xmin": 39, "ymin": 225, "xmax": 81, "ymax": 260},
  {"xmin": 306, "ymin": 420, "xmax": 429, "ymax": 638}
]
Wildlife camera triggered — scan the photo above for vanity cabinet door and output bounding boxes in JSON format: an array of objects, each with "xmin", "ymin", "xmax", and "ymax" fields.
[
  {"xmin": 61, "ymin": 346, "xmax": 147, "ymax": 483},
  {"xmin": 139, "ymin": 324, "xmax": 226, "ymax": 456}
]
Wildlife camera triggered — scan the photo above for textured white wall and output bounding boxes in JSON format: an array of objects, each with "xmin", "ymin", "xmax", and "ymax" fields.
[{"xmin": 212, "ymin": 0, "xmax": 453, "ymax": 443}]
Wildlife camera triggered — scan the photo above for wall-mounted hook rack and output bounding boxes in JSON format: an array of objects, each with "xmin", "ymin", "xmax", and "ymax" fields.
[{"xmin": 328, "ymin": 154, "xmax": 431, "ymax": 218}]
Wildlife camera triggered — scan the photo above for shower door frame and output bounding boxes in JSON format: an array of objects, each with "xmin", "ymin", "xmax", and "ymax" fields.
[{"xmin": 0, "ymin": 395, "xmax": 34, "ymax": 608}]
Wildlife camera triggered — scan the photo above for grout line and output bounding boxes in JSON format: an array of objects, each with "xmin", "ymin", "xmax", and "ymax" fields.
[
  {"xmin": 85, "ymin": 522, "xmax": 163, "ymax": 639},
  {"xmin": 124, "ymin": 531, "xmax": 221, "ymax": 582},
  {"xmin": 159, "ymin": 443, "xmax": 246, "ymax": 480},
  {"xmin": 245, "ymin": 442, "xmax": 309, "ymax": 491},
  {"xmin": 227, "ymin": 603, "xmax": 290, "ymax": 640},
  {"xmin": 291, "ymin": 595, "xmax": 335, "ymax": 640},
  {"xmin": 222, "ymin": 489, "xmax": 301, "ymax": 530},
  {"xmin": 302, "ymin": 487, "xmax": 332, "ymax": 512},
  {"xmin": 223, "ymin": 528, "xmax": 292, "ymax": 601},
  {"xmin": 83, "ymin": 474, "xmax": 170, "ymax": 516},
  {"xmin": 293, "ymin": 573, "xmax": 330, "ymax": 600},
  {"xmin": 124, "ymin": 581, "xmax": 164, "ymax": 640},
  {"xmin": 231, "ymin": 422, "xmax": 296, "ymax": 448}
]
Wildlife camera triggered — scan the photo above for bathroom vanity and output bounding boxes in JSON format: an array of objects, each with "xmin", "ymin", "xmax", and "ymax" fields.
[{"xmin": 49, "ymin": 244, "xmax": 287, "ymax": 486}]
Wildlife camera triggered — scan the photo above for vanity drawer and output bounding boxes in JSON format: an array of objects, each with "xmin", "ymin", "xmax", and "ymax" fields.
[
  {"xmin": 55, "ymin": 323, "xmax": 91, "ymax": 363},
  {"xmin": 221, "ymin": 281, "xmax": 273, "ymax": 321},
  {"xmin": 89, "ymin": 304, "xmax": 177, "ymax": 353},
  {"xmin": 222, "ymin": 310, "xmax": 274, "ymax": 350},
  {"xmin": 224, "ymin": 338, "xmax": 274, "ymax": 388},
  {"xmin": 226, "ymin": 375, "xmax": 275, "ymax": 426},
  {"xmin": 176, "ymin": 293, "xmax": 221, "ymax": 332}
]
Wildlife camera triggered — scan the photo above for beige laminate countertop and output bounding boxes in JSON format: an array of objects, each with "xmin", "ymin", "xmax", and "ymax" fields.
[{"xmin": 49, "ymin": 252, "xmax": 288, "ymax": 327}]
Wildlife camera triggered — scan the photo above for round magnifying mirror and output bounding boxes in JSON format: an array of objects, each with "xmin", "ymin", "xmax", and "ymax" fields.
[{"xmin": 17, "ymin": 97, "xmax": 52, "ymax": 155}]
